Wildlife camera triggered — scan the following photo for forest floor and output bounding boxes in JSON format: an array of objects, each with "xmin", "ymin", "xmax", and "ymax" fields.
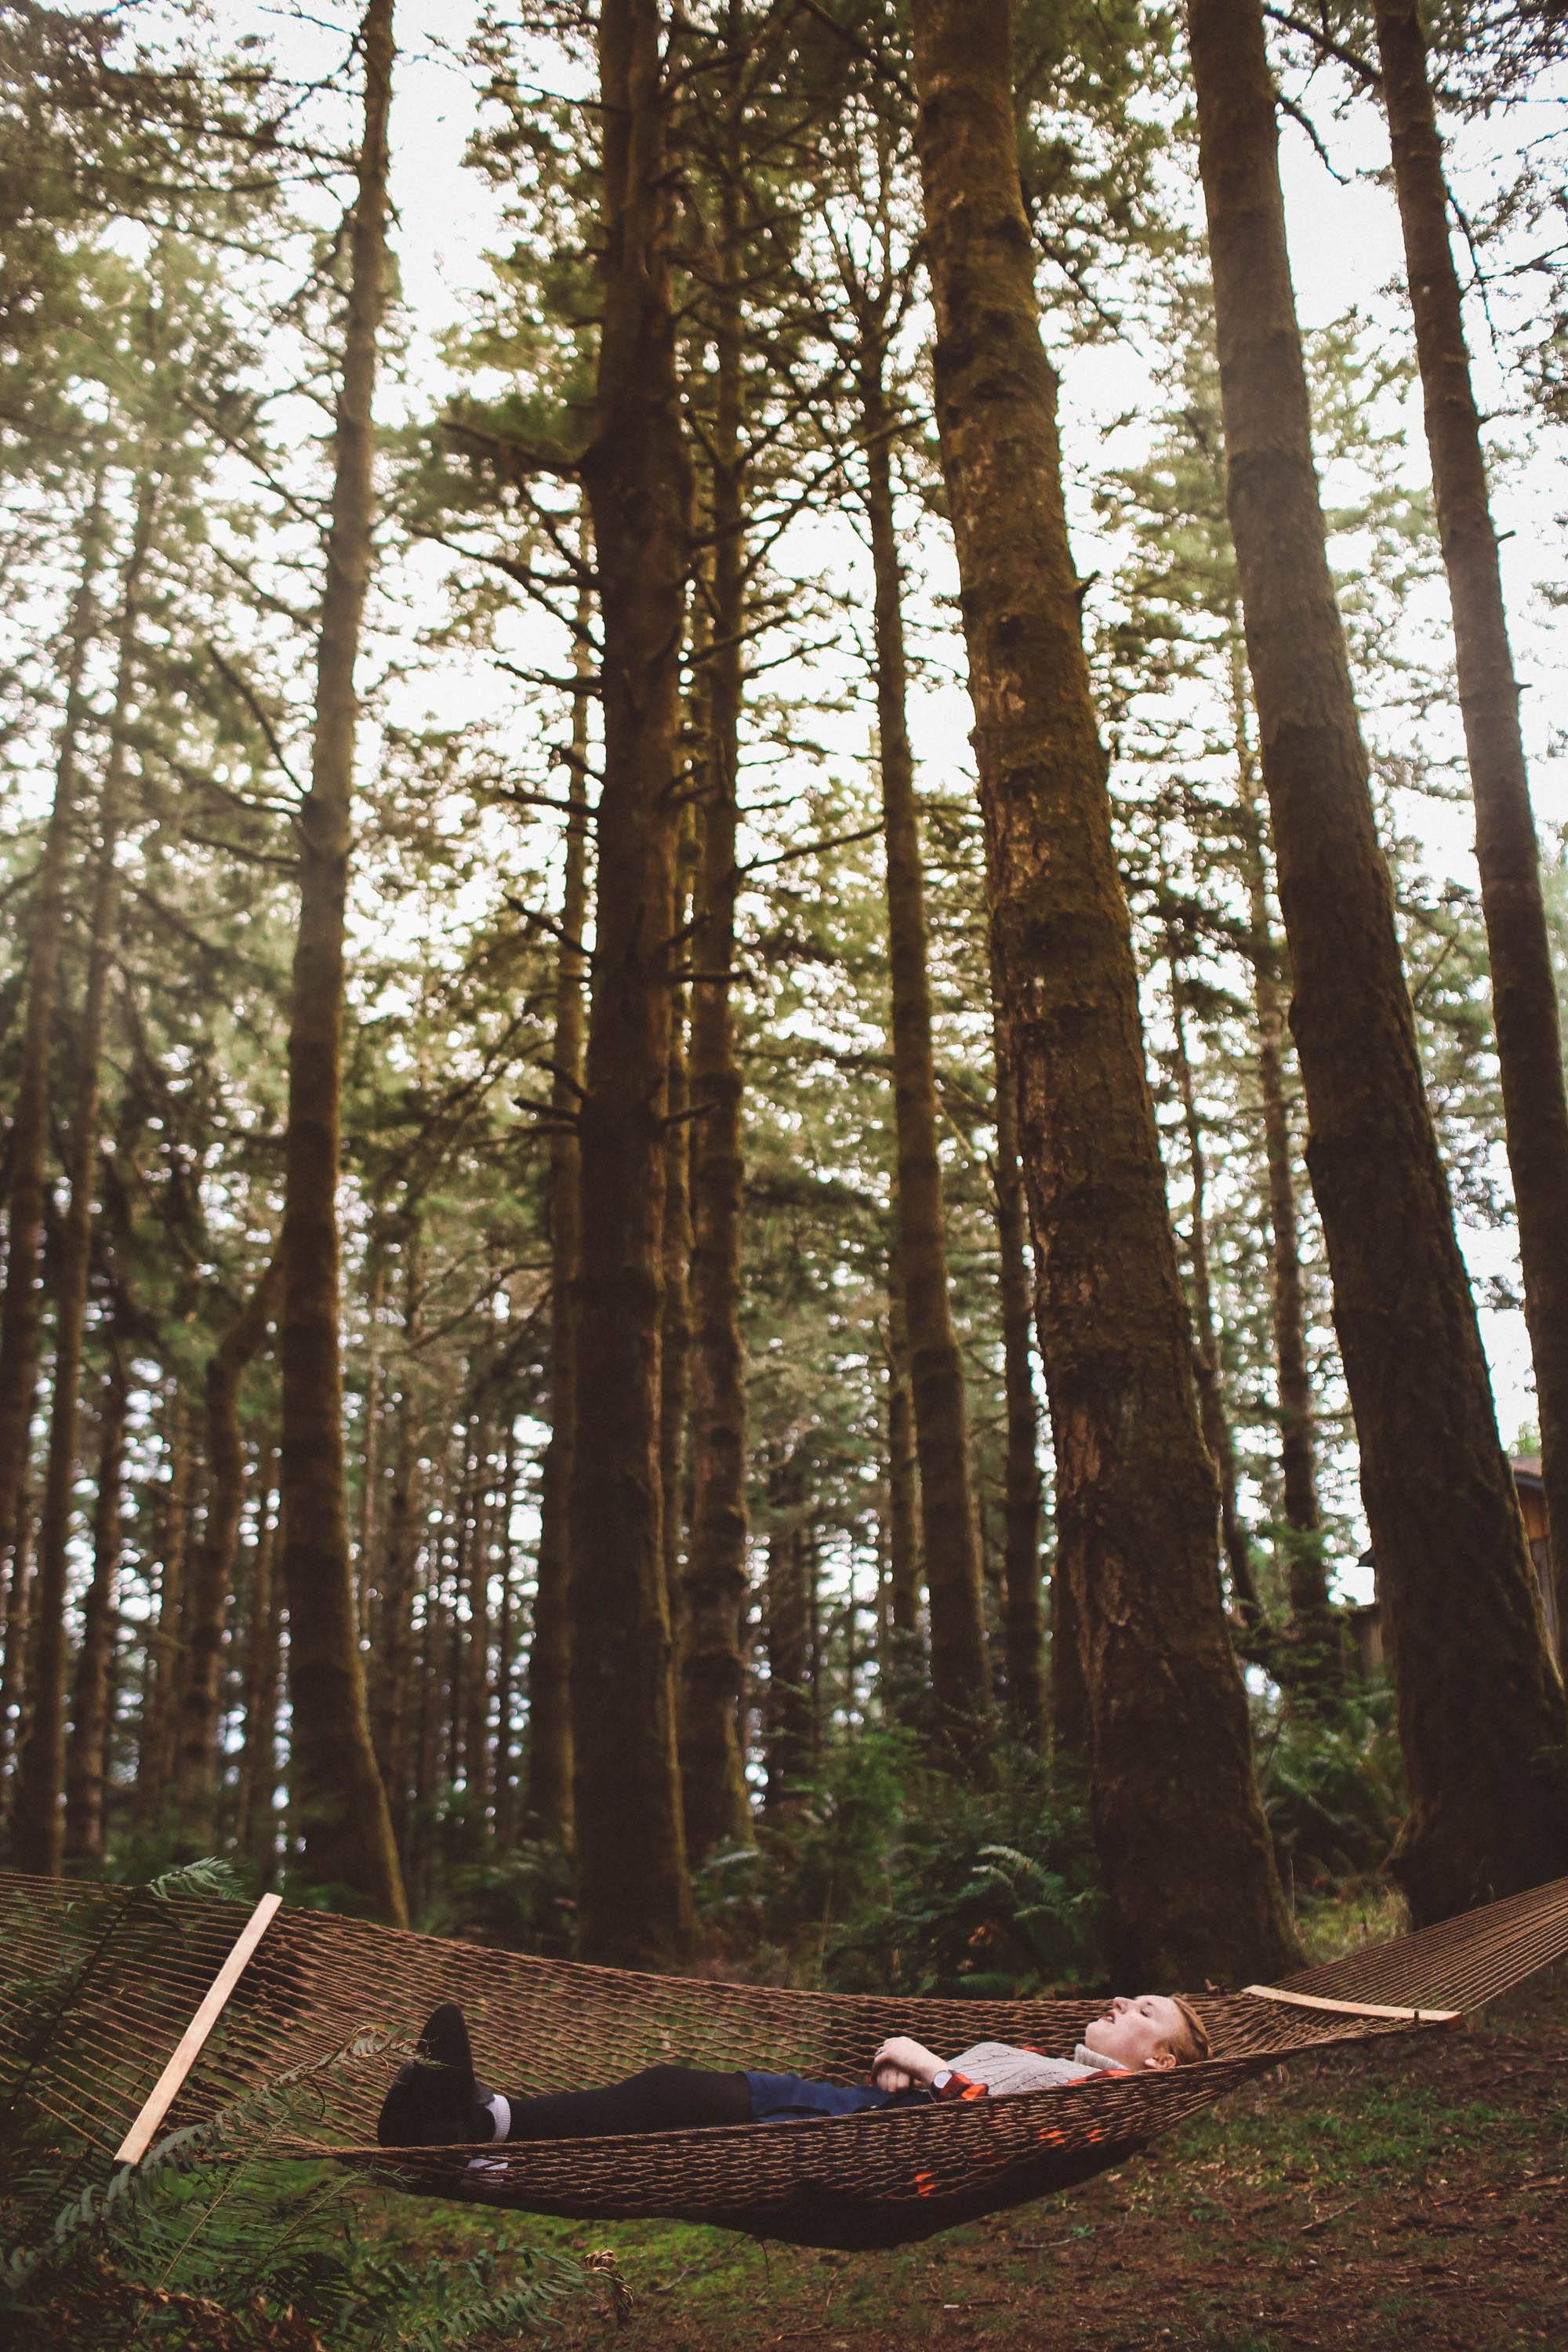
[{"xmin": 452, "ymin": 1964, "xmax": 1568, "ymax": 2352}]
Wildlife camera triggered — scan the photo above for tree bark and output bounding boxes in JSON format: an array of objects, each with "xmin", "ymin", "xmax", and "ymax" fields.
[
  {"xmin": 1232, "ymin": 684, "xmax": 1338, "ymax": 1690},
  {"xmin": 63, "ymin": 1341, "xmax": 129, "ymax": 1866},
  {"xmin": 0, "ymin": 484, "xmax": 107, "ymax": 1660},
  {"xmin": 569, "ymin": 0, "xmax": 693, "ymax": 1969},
  {"xmin": 1189, "ymin": 0, "xmax": 1567, "ymax": 1919},
  {"xmin": 493, "ymin": 1422, "xmax": 520, "ymax": 1846},
  {"xmin": 235, "ymin": 1439, "xmax": 281, "ymax": 1882},
  {"xmin": 883, "ymin": 1248, "xmax": 923, "ymax": 1646},
  {"xmin": 906, "ymin": 0, "xmax": 1297, "ymax": 1981},
  {"xmin": 171, "ymin": 1254, "xmax": 281, "ymax": 1854},
  {"xmin": 660, "ymin": 819, "xmax": 693, "ymax": 1641},
  {"xmin": 354, "ymin": 1234, "xmax": 387, "ymax": 1634},
  {"xmin": 861, "ymin": 339, "xmax": 992, "ymax": 1755},
  {"xmin": 1164, "ymin": 927, "xmax": 1264, "ymax": 1632},
  {"xmin": 278, "ymin": 0, "xmax": 405, "ymax": 1922},
  {"xmin": 763, "ymin": 1450, "xmax": 810, "ymax": 1813},
  {"xmin": 371, "ymin": 1370, "xmax": 423, "ymax": 1854},
  {"xmin": 13, "ymin": 471, "xmax": 156, "ymax": 1875},
  {"xmin": 462, "ymin": 1403, "xmax": 492, "ymax": 1825},
  {"xmin": 527, "ymin": 578, "xmax": 592, "ymax": 1843},
  {"xmin": 1374, "ymin": 0, "xmax": 1568, "ymax": 1671},
  {"xmin": 991, "ymin": 1011, "xmax": 1045, "ymax": 1744},
  {"xmin": 681, "ymin": 198, "xmax": 753, "ymax": 1853},
  {"xmin": 137, "ymin": 1389, "xmax": 193, "ymax": 1816}
]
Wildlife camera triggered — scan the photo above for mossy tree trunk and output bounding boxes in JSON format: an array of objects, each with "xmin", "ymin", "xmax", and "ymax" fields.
[
  {"xmin": 906, "ymin": 0, "xmax": 1297, "ymax": 1981},
  {"xmin": 1189, "ymin": 0, "xmax": 1567, "ymax": 1918},
  {"xmin": 13, "ymin": 471, "xmax": 156, "ymax": 1875},
  {"xmin": 861, "ymin": 330, "xmax": 992, "ymax": 1758},
  {"xmin": 569, "ymin": 0, "xmax": 694, "ymax": 1969},
  {"xmin": 278, "ymin": 0, "xmax": 405, "ymax": 1921},
  {"xmin": 1374, "ymin": 0, "xmax": 1568, "ymax": 1671}
]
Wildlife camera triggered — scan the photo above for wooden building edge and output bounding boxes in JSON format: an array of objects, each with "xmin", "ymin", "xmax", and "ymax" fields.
[{"xmin": 1347, "ymin": 1455, "xmax": 1559, "ymax": 1679}]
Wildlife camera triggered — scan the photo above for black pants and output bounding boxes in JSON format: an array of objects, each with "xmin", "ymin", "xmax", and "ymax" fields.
[{"xmin": 494, "ymin": 2064, "xmax": 752, "ymax": 2141}]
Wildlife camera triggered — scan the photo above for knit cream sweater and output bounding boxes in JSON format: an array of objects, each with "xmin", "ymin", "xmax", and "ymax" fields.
[{"xmin": 943, "ymin": 2041, "xmax": 1123, "ymax": 2096}]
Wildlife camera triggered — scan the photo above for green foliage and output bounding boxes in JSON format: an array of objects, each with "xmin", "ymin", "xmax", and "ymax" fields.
[
  {"xmin": 1254, "ymin": 1685, "xmax": 1407, "ymax": 1893},
  {"xmin": 691, "ymin": 1733, "xmax": 1109, "ymax": 1996},
  {"xmin": 1, "ymin": 2053, "xmax": 591, "ymax": 2352}
]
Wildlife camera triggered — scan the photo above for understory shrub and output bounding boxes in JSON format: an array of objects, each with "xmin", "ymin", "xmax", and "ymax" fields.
[
  {"xmin": 1254, "ymin": 1680, "xmax": 1406, "ymax": 1896},
  {"xmin": 693, "ymin": 1732, "xmax": 1109, "ymax": 1997}
]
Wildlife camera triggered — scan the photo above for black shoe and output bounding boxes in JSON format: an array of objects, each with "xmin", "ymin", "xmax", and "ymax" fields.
[{"xmin": 377, "ymin": 2002, "xmax": 494, "ymax": 2148}]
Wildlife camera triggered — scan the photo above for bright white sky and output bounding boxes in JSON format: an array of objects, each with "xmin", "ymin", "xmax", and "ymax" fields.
[{"xmin": 220, "ymin": 0, "xmax": 1565, "ymax": 1490}]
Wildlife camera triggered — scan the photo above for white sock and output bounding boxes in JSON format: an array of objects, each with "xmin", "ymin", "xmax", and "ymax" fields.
[{"xmin": 484, "ymin": 2092, "xmax": 511, "ymax": 2144}]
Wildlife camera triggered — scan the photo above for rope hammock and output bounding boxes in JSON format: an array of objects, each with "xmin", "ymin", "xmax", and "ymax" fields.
[{"xmin": 3, "ymin": 1867, "xmax": 1566, "ymax": 2250}]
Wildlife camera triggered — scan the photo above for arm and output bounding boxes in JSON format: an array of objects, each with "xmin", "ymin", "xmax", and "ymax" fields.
[{"xmin": 870, "ymin": 2036, "xmax": 986, "ymax": 2098}]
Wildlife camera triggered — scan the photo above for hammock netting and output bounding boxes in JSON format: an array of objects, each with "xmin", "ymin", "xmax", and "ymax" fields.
[{"xmin": 2, "ymin": 1867, "xmax": 1565, "ymax": 2250}]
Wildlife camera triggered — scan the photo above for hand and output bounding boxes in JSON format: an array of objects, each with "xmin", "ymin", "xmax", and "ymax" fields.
[{"xmin": 871, "ymin": 2035, "xmax": 944, "ymax": 2089}]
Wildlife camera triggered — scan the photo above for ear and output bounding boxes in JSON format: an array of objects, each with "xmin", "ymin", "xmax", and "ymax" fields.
[{"xmin": 1144, "ymin": 2049, "xmax": 1177, "ymax": 2071}]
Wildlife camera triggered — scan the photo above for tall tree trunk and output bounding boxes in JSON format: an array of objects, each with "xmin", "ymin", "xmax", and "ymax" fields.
[
  {"xmin": 1189, "ymin": 0, "xmax": 1567, "ymax": 1919},
  {"xmin": 991, "ymin": 1014, "xmax": 1045, "ymax": 1743},
  {"xmin": 0, "ymin": 484, "xmax": 107, "ymax": 1670},
  {"xmin": 1232, "ymin": 648, "xmax": 1331, "ymax": 1668},
  {"xmin": 278, "ymin": 0, "xmax": 405, "ymax": 1922},
  {"xmin": 372, "ymin": 1374, "xmax": 423, "ymax": 1854},
  {"xmin": 63, "ymin": 1341, "xmax": 129, "ymax": 1866},
  {"xmin": 1164, "ymin": 928, "xmax": 1265, "ymax": 1634},
  {"xmin": 660, "ymin": 822, "xmax": 693, "ymax": 1639},
  {"xmin": 1236, "ymin": 722, "xmax": 1338, "ymax": 1692},
  {"xmin": 884, "ymin": 1249, "xmax": 922, "ymax": 1646},
  {"xmin": 1374, "ymin": 0, "xmax": 1568, "ymax": 1670},
  {"xmin": 493, "ymin": 1422, "xmax": 520, "ymax": 1846},
  {"xmin": 527, "ymin": 584, "xmax": 591, "ymax": 1843},
  {"xmin": 763, "ymin": 1450, "xmax": 810, "ymax": 1813},
  {"xmin": 681, "ymin": 202, "xmax": 753, "ymax": 1852},
  {"xmin": 354, "ymin": 1235, "xmax": 387, "ymax": 1634},
  {"xmin": 138, "ymin": 1389, "xmax": 193, "ymax": 1815},
  {"xmin": 13, "ymin": 472, "xmax": 156, "ymax": 1875},
  {"xmin": 462, "ymin": 1404, "xmax": 492, "ymax": 1825},
  {"xmin": 172, "ymin": 1254, "xmax": 281, "ymax": 1853},
  {"xmin": 861, "ymin": 339, "xmax": 992, "ymax": 1754},
  {"xmin": 906, "ymin": 0, "xmax": 1296, "ymax": 1980},
  {"xmin": 235, "ymin": 1440, "xmax": 281, "ymax": 1882},
  {"xmin": 568, "ymin": 0, "xmax": 693, "ymax": 1969},
  {"xmin": 0, "ymin": 1507, "xmax": 34, "ymax": 1783}
]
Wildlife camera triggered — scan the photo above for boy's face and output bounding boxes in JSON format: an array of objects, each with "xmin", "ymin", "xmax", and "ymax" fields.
[{"xmin": 1082, "ymin": 1994, "xmax": 1187, "ymax": 2071}]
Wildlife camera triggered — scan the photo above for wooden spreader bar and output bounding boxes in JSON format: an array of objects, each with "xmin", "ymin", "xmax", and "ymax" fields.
[
  {"xmin": 1243, "ymin": 1983, "xmax": 1461, "ymax": 2026},
  {"xmin": 113, "ymin": 1891, "xmax": 283, "ymax": 2167}
]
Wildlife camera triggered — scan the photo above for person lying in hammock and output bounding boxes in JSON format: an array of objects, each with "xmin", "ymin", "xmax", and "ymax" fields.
[{"xmin": 376, "ymin": 1992, "xmax": 1209, "ymax": 2150}]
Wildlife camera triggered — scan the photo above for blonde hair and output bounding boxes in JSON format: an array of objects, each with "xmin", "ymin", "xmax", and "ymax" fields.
[{"xmin": 1163, "ymin": 1994, "xmax": 1210, "ymax": 2067}]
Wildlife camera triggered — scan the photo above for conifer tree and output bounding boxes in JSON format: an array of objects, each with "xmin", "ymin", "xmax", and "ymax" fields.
[
  {"xmin": 905, "ymin": 0, "xmax": 1297, "ymax": 1980},
  {"xmin": 1187, "ymin": 0, "xmax": 1568, "ymax": 1918},
  {"xmin": 278, "ymin": 0, "xmax": 405, "ymax": 1921},
  {"xmin": 569, "ymin": 0, "xmax": 695, "ymax": 1967},
  {"xmin": 1373, "ymin": 0, "xmax": 1568, "ymax": 1668}
]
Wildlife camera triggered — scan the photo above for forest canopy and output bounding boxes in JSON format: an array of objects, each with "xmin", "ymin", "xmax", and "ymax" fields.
[{"xmin": 0, "ymin": 0, "xmax": 1566, "ymax": 1997}]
